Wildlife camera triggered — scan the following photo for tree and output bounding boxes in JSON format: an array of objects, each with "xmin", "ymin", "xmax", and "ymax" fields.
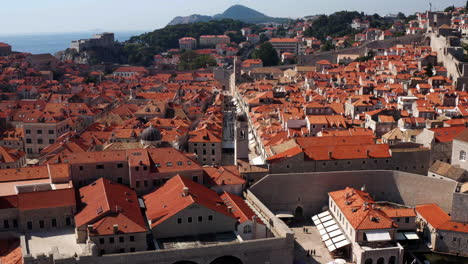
[
  {"xmin": 320, "ymin": 41, "xmax": 334, "ymax": 52},
  {"xmin": 444, "ymin": 6, "xmax": 455, "ymax": 13},
  {"xmin": 251, "ymin": 42, "xmax": 279, "ymax": 66},
  {"xmin": 397, "ymin": 12, "xmax": 406, "ymax": 20},
  {"xmin": 178, "ymin": 50, "xmax": 216, "ymax": 70}
]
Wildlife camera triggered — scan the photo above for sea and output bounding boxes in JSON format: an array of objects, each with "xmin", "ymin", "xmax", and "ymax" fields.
[{"xmin": 0, "ymin": 31, "xmax": 146, "ymax": 55}]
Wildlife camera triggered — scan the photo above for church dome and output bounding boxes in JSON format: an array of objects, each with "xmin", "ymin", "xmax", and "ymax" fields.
[{"xmin": 141, "ymin": 125, "xmax": 162, "ymax": 142}]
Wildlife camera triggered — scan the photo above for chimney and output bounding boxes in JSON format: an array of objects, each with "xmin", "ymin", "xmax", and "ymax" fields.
[
  {"xmin": 328, "ymin": 151, "xmax": 333, "ymax": 159},
  {"xmin": 182, "ymin": 187, "xmax": 189, "ymax": 197},
  {"xmin": 113, "ymin": 224, "xmax": 119, "ymax": 234},
  {"xmin": 87, "ymin": 225, "xmax": 93, "ymax": 232},
  {"xmin": 362, "ymin": 202, "xmax": 369, "ymax": 211},
  {"xmin": 228, "ymin": 206, "xmax": 233, "ymax": 213}
]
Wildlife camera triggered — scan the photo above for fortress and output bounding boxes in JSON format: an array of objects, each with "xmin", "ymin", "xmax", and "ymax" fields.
[{"xmin": 70, "ymin": 33, "xmax": 115, "ymax": 52}]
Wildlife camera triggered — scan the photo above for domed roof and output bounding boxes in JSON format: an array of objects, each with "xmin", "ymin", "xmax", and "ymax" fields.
[{"xmin": 141, "ymin": 125, "xmax": 162, "ymax": 142}]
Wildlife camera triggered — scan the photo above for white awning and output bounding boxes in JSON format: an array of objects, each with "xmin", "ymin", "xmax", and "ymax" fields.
[
  {"xmin": 334, "ymin": 240, "xmax": 351, "ymax": 249},
  {"xmin": 275, "ymin": 211, "xmax": 294, "ymax": 218},
  {"xmin": 332, "ymin": 234, "xmax": 347, "ymax": 243},
  {"xmin": 321, "ymin": 215, "xmax": 333, "ymax": 222},
  {"xmin": 329, "ymin": 229, "xmax": 343, "ymax": 238},
  {"xmin": 365, "ymin": 230, "xmax": 392, "ymax": 242},
  {"xmin": 325, "ymin": 224, "xmax": 339, "ymax": 233},
  {"xmin": 404, "ymin": 232, "xmax": 419, "ymax": 240},
  {"xmin": 323, "ymin": 219, "xmax": 336, "ymax": 227},
  {"xmin": 316, "ymin": 223, "xmax": 325, "ymax": 230},
  {"xmin": 318, "ymin": 211, "xmax": 330, "ymax": 218}
]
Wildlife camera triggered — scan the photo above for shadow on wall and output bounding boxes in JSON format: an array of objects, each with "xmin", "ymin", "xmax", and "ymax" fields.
[{"xmin": 249, "ymin": 170, "xmax": 457, "ymax": 218}]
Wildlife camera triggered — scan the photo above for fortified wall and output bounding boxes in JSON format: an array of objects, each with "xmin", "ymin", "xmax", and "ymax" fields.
[
  {"xmin": 249, "ymin": 170, "xmax": 459, "ymax": 218},
  {"xmin": 298, "ymin": 34, "xmax": 424, "ymax": 66}
]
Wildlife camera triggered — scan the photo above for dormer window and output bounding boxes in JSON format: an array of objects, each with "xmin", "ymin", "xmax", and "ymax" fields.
[{"xmin": 167, "ymin": 162, "xmax": 173, "ymax": 167}]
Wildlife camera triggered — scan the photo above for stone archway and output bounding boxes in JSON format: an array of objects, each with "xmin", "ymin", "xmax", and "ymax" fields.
[
  {"xmin": 210, "ymin": 256, "xmax": 243, "ymax": 264},
  {"xmin": 294, "ymin": 206, "xmax": 304, "ymax": 220}
]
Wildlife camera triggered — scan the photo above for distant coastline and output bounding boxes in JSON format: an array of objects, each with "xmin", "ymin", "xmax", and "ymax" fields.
[{"xmin": 0, "ymin": 31, "xmax": 145, "ymax": 54}]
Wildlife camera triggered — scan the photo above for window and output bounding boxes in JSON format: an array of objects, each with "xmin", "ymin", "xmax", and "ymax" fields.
[
  {"xmin": 119, "ymin": 248, "xmax": 125, "ymax": 253},
  {"xmin": 26, "ymin": 138, "xmax": 32, "ymax": 144},
  {"xmin": 460, "ymin": 150, "xmax": 466, "ymax": 161},
  {"xmin": 208, "ymin": 215, "xmax": 213, "ymax": 221},
  {"xmin": 177, "ymin": 218, "xmax": 182, "ymax": 224},
  {"xmin": 96, "ymin": 165, "xmax": 104, "ymax": 169},
  {"xmin": 13, "ymin": 219, "xmax": 18, "ymax": 228},
  {"xmin": 49, "ymin": 139, "xmax": 55, "ymax": 144},
  {"xmin": 376, "ymin": 257, "xmax": 384, "ymax": 264},
  {"xmin": 117, "ymin": 177, "xmax": 123, "ymax": 184},
  {"xmin": 212, "ymin": 149, "xmax": 215, "ymax": 155},
  {"xmin": 109, "ymin": 237, "xmax": 114, "ymax": 244},
  {"xmin": 198, "ymin": 216, "xmax": 203, "ymax": 222},
  {"xmin": 177, "ymin": 161, "xmax": 183, "ymax": 166},
  {"xmin": 135, "ymin": 166, "xmax": 139, "ymax": 171},
  {"xmin": 100, "ymin": 250, "xmax": 105, "ymax": 255},
  {"xmin": 453, "ymin": 237, "xmax": 457, "ymax": 242},
  {"xmin": 51, "ymin": 219, "xmax": 57, "ymax": 227},
  {"xmin": 27, "ymin": 221, "xmax": 33, "ymax": 230},
  {"xmin": 136, "ymin": 181, "xmax": 140, "ymax": 188},
  {"xmin": 39, "ymin": 220, "xmax": 44, "ymax": 228},
  {"xmin": 37, "ymin": 130, "xmax": 42, "ymax": 134},
  {"xmin": 144, "ymin": 180, "xmax": 148, "ymax": 187},
  {"xmin": 3, "ymin": 220, "xmax": 9, "ymax": 229},
  {"xmin": 243, "ymin": 225, "xmax": 252, "ymax": 233},
  {"xmin": 48, "ymin": 130, "xmax": 54, "ymax": 134},
  {"xmin": 79, "ymin": 166, "xmax": 84, "ymax": 171},
  {"xmin": 193, "ymin": 176, "xmax": 198, "ymax": 182},
  {"xmin": 143, "ymin": 166, "xmax": 147, "ymax": 171},
  {"xmin": 405, "ymin": 217, "xmax": 409, "ymax": 223},
  {"xmin": 119, "ymin": 236, "xmax": 124, "ymax": 243},
  {"xmin": 129, "ymin": 236, "xmax": 134, "ymax": 242},
  {"xmin": 66, "ymin": 217, "xmax": 71, "ymax": 226},
  {"xmin": 188, "ymin": 217, "xmax": 193, "ymax": 223},
  {"xmin": 440, "ymin": 235, "xmax": 444, "ymax": 240},
  {"xmin": 99, "ymin": 238, "xmax": 104, "ymax": 244},
  {"xmin": 202, "ymin": 149, "xmax": 206, "ymax": 155},
  {"xmin": 389, "ymin": 256, "xmax": 396, "ymax": 264},
  {"xmin": 167, "ymin": 162, "xmax": 173, "ymax": 167},
  {"xmin": 130, "ymin": 248, "xmax": 135, "ymax": 252},
  {"xmin": 26, "ymin": 129, "xmax": 31, "ymax": 134},
  {"xmin": 117, "ymin": 163, "xmax": 123, "ymax": 168}
]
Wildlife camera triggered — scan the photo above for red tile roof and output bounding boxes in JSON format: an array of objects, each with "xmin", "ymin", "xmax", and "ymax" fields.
[
  {"xmin": 329, "ymin": 187, "xmax": 396, "ymax": 230},
  {"xmin": 75, "ymin": 178, "xmax": 147, "ymax": 235},
  {"xmin": 203, "ymin": 165, "xmax": 245, "ymax": 186},
  {"xmin": 416, "ymin": 204, "xmax": 468, "ymax": 233},
  {"xmin": 18, "ymin": 187, "xmax": 76, "ymax": 211},
  {"xmin": 144, "ymin": 175, "xmax": 236, "ymax": 228},
  {"xmin": 220, "ymin": 192, "xmax": 262, "ymax": 224}
]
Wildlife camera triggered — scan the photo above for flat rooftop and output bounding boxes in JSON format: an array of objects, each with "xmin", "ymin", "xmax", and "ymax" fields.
[
  {"xmin": 25, "ymin": 228, "xmax": 84, "ymax": 257},
  {"xmin": 157, "ymin": 232, "xmax": 238, "ymax": 250}
]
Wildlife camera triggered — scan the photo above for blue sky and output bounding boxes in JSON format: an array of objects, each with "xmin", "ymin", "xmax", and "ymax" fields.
[{"xmin": 2, "ymin": 0, "xmax": 465, "ymax": 34}]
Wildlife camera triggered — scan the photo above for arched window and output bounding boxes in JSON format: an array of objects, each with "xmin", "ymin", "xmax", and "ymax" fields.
[
  {"xmin": 365, "ymin": 258, "xmax": 373, "ymax": 264},
  {"xmin": 243, "ymin": 225, "xmax": 252, "ymax": 234},
  {"xmin": 460, "ymin": 150, "xmax": 466, "ymax": 161},
  {"xmin": 377, "ymin": 257, "xmax": 384, "ymax": 264},
  {"xmin": 388, "ymin": 256, "xmax": 396, "ymax": 264}
]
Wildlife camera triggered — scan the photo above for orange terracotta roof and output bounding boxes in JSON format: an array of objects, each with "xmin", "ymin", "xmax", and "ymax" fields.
[
  {"xmin": 329, "ymin": 187, "xmax": 396, "ymax": 230},
  {"xmin": 75, "ymin": 178, "xmax": 147, "ymax": 235},
  {"xmin": 144, "ymin": 175, "xmax": 236, "ymax": 228}
]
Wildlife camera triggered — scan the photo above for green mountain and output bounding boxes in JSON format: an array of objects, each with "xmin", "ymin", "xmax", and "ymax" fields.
[{"xmin": 168, "ymin": 5, "xmax": 288, "ymax": 25}]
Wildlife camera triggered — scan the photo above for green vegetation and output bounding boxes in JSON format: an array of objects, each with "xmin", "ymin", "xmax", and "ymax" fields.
[
  {"xmin": 123, "ymin": 19, "xmax": 250, "ymax": 65},
  {"xmin": 251, "ymin": 42, "xmax": 279, "ymax": 66},
  {"xmin": 178, "ymin": 50, "xmax": 217, "ymax": 70},
  {"xmin": 304, "ymin": 11, "xmax": 393, "ymax": 42},
  {"xmin": 444, "ymin": 5, "xmax": 455, "ymax": 13},
  {"xmin": 355, "ymin": 51, "xmax": 374, "ymax": 62},
  {"xmin": 320, "ymin": 41, "xmax": 334, "ymax": 52}
]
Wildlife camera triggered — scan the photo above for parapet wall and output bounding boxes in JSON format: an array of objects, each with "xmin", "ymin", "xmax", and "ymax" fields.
[
  {"xmin": 249, "ymin": 170, "xmax": 458, "ymax": 218},
  {"xmin": 299, "ymin": 34, "xmax": 424, "ymax": 66},
  {"xmin": 23, "ymin": 236, "xmax": 293, "ymax": 264}
]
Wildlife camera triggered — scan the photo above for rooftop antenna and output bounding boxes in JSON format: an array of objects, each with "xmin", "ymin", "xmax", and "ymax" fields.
[{"xmin": 429, "ymin": 2, "xmax": 432, "ymax": 12}]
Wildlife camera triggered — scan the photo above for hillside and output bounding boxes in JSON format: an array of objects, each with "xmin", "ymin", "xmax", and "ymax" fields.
[
  {"xmin": 123, "ymin": 19, "xmax": 250, "ymax": 65},
  {"xmin": 168, "ymin": 5, "xmax": 288, "ymax": 25}
]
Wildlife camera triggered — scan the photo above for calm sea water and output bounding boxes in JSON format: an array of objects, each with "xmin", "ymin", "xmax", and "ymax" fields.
[{"xmin": 0, "ymin": 31, "xmax": 146, "ymax": 55}]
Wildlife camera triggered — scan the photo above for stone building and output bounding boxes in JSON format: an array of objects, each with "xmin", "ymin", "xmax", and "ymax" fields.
[
  {"xmin": 0, "ymin": 145, "xmax": 26, "ymax": 169},
  {"xmin": 75, "ymin": 178, "xmax": 149, "ymax": 255},
  {"xmin": 179, "ymin": 37, "xmax": 197, "ymax": 50},
  {"xmin": 0, "ymin": 42, "xmax": 12, "ymax": 56},
  {"xmin": 70, "ymin": 33, "xmax": 115, "ymax": 52}
]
